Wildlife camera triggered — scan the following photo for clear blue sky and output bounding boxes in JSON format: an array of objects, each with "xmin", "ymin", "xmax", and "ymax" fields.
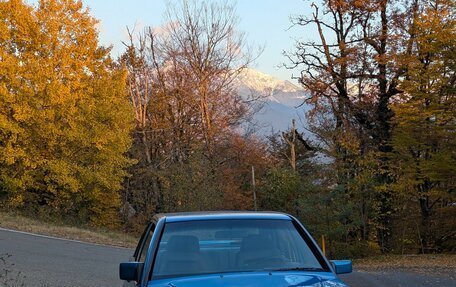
[{"xmin": 79, "ymin": 0, "xmax": 314, "ymax": 81}]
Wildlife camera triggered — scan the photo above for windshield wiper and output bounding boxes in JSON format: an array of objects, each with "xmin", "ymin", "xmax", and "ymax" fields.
[{"xmin": 266, "ymin": 267, "xmax": 326, "ymax": 272}]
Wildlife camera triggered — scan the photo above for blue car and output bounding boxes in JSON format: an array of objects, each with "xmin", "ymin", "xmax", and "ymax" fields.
[{"xmin": 120, "ymin": 211, "xmax": 352, "ymax": 287}]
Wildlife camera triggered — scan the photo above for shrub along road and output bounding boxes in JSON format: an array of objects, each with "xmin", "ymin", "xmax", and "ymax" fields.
[{"xmin": 0, "ymin": 229, "xmax": 454, "ymax": 287}]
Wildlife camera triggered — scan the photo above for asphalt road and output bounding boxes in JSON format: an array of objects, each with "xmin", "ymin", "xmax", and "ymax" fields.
[
  {"xmin": 1, "ymin": 228, "xmax": 455, "ymax": 287},
  {"xmin": 0, "ymin": 228, "xmax": 132, "ymax": 287}
]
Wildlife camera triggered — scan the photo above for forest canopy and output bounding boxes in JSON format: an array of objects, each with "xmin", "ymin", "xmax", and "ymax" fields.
[{"xmin": 0, "ymin": 0, "xmax": 454, "ymax": 257}]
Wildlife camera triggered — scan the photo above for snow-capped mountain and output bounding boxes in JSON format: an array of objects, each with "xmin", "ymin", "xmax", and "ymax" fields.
[{"xmin": 235, "ymin": 68, "xmax": 310, "ymax": 135}]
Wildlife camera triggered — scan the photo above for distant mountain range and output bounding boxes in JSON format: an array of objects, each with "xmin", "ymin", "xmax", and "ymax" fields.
[{"xmin": 235, "ymin": 68, "xmax": 310, "ymax": 136}]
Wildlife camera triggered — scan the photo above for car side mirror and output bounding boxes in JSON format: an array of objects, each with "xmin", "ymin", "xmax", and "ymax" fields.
[
  {"xmin": 330, "ymin": 260, "xmax": 352, "ymax": 274},
  {"xmin": 119, "ymin": 262, "xmax": 144, "ymax": 282}
]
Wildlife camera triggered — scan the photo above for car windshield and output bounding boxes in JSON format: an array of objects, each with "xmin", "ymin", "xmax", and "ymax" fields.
[{"xmin": 151, "ymin": 219, "xmax": 325, "ymax": 279}]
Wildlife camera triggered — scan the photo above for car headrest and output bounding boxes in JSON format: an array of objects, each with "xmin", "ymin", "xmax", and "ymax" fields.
[
  {"xmin": 166, "ymin": 235, "xmax": 200, "ymax": 253},
  {"xmin": 240, "ymin": 235, "xmax": 272, "ymax": 252}
]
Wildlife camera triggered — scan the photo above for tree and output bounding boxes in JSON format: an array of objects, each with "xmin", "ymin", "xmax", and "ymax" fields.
[
  {"xmin": 0, "ymin": 0, "xmax": 133, "ymax": 226},
  {"xmin": 119, "ymin": 0, "xmax": 258, "ymax": 226},
  {"xmin": 258, "ymin": 167, "xmax": 301, "ymax": 214},
  {"xmin": 286, "ymin": 0, "xmax": 456, "ymax": 253},
  {"xmin": 285, "ymin": 0, "xmax": 427, "ymax": 251},
  {"xmin": 390, "ymin": 0, "xmax": 456, "ymax": 252}
]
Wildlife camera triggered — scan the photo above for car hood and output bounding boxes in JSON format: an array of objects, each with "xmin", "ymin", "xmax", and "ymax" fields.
[{"xmin": 149, "ymin": 271, "xmax": 349, "ymax": 287}]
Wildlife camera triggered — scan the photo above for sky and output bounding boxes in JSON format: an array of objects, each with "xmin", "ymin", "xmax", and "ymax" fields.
[{"xmin": 77, "ymin": 0, "xmax": 315, "ymax": 82}]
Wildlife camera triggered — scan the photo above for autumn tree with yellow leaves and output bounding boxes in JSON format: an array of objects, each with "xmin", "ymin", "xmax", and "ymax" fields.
[
  {"xmin": 0, "ymin": 0, "xmax": 133, "ymax": 226},
  {"xmin": 390, "ymin": 0, "xmax": 456, "ymax": 252}
]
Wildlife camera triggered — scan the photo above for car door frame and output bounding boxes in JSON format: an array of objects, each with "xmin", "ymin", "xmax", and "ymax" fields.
[
  {"xmin": 137, "ymin": 215, "xmax": 166, "ymax": 286},
  {"xmin": 132, "ymin": 221, "xmax": 154, "ymax": 262},
  {"xmin": 289, "ymin": 215, "xmax": 335, "ymax": 273},
  {"xmin": 124, "ymin": 217, "xmax": 160, "ymax": 287},
  {"xmin": 122, "ymin": 221, "xmax": 154, "ymax": 287}
]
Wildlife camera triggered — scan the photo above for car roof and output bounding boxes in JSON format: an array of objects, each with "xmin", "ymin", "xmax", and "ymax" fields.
[{"xmin": 154, "ymin": 211, "xmax": 292, "ymax": 223}]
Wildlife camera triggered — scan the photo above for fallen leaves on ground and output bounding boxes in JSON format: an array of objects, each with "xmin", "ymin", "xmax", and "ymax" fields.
[
  {"xmin": 354, "ymin": 254, "xmax": 456, "ymax": 277},
  {"xmin": 0, "ymin": 211, "xmax": 137, "ymax": 248}
]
